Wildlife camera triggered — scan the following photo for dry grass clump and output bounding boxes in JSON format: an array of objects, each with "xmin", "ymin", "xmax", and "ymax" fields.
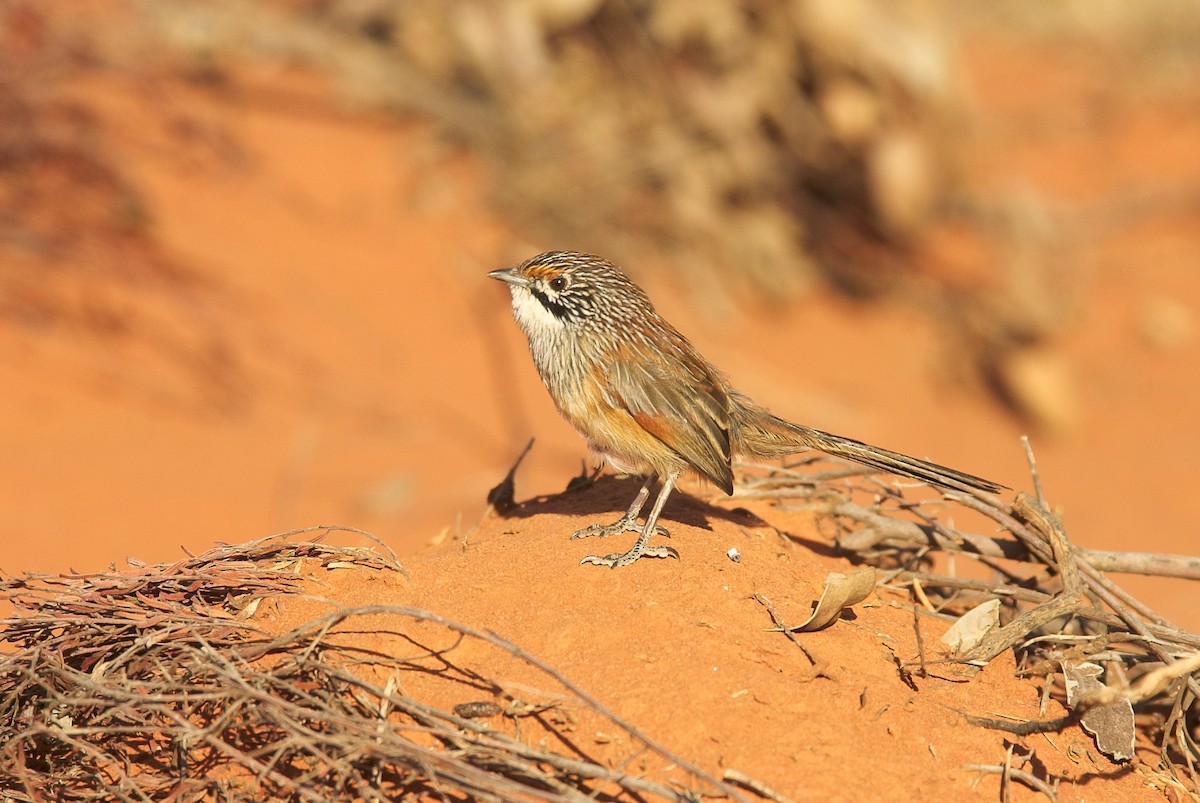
[
  {"xmin": 0, "ymin": 5, "xmax": 149, "ymax": 259},
  {"xmin": 10, "ymin": 2, "xmax": 1200, "ymax": 426}
]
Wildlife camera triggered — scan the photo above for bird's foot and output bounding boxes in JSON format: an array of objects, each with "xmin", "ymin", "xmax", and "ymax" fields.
[
  {"xmin": 580, "ymin": 544, "xmax": 679, "ymax": 568},
  {"xmin": 570, "ymin": 514, "xmax": 668, "ymax": 540}
]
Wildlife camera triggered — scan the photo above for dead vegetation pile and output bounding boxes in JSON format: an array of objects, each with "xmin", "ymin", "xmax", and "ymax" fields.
[
  {"xmin": 0, "ymin": 529, "xmax": 754, "ymax": 801},
  {"xmin": 736, "ymin": 440, "xmax": 1200, "ymax": 798}
]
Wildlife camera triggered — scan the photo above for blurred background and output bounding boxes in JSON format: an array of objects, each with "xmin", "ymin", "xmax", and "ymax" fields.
[{"xmin": 2, "ymin": 0, "xmax": 1198, "ymax": 624}]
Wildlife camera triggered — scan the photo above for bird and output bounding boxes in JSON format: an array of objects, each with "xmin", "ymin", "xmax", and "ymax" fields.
[{"xmin": 489, "ymin": 250, "xmax": 1003, "ymax": 568}]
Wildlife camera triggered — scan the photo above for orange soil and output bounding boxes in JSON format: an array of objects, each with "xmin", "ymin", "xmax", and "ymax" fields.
[{"xmin": 3, "ymin": 15, "xmax": 1198, "ymax": 803}]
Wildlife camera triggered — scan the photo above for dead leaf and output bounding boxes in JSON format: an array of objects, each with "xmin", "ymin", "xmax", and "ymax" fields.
[
  {"xmin": 774, "ymin": 567, "xmax": 876, "ymax": 633},
  {"xmin": 1063, "ymin": 659, "xmax": 1135, "ymax": 762},
  {"xmin": 941, "ymin": 599, "xmax": 1001, "ymax": 656}
]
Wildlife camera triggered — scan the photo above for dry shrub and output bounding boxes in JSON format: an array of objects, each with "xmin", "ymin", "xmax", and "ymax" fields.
[{"xmin": 152, "ymin": 0, "xmax": 969, "ymax": 304}]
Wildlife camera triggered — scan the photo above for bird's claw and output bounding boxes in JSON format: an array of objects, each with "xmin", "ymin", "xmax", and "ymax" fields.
[
  {"xmin": 571, "ymin": 517, "xmax": 669, "ymax": 540},
  {"xmin": 580, "ymin": 545, "xmax": 679, "ymax": 568}
]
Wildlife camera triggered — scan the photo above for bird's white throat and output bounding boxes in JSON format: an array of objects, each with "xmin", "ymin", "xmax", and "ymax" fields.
[{"xmin": 509, "ymin": 285, "xmax": 566, "ymax": 340}]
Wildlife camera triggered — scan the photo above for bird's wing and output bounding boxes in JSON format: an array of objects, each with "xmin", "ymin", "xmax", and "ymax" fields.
[{"xmin": 603, "ymin": 332, "xmax": 734, "ymax": 494}]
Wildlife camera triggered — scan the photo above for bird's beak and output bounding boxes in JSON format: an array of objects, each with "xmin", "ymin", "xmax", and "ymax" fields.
[{"xmin": 488, "ymin": 267, "xmax": 530, "ymax": 286}]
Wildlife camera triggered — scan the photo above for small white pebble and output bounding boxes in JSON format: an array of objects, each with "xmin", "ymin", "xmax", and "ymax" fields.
[{"xmin": 727, "ymin": 547, "xmax": 741, "ymax": 563}]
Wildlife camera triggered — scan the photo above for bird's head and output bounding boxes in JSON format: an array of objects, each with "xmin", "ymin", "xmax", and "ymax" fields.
[{"xmin": 488, "ymin": 250, "xmax": 653, "ymax": 337}]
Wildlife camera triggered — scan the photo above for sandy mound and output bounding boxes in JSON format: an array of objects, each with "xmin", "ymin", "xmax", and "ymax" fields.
[{"xmin": 5, "ymin": 479, "xmax": 1163, "ymax": 800}]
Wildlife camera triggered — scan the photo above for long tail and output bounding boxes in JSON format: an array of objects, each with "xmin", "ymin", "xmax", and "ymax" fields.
[{"xmin": 734, "ymin": 400, "xmax": 1004, "ymax": 494}]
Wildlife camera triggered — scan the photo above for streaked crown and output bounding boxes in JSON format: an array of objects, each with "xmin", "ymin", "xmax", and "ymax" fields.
[{"xmin": 498, "ymin": 250, "xmax": 656, "ymax": 329}]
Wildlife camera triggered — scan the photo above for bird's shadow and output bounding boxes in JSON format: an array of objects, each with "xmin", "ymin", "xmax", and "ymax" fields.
[{"xmin": 497, "ymin": 474, "xmax": 767, "ymax": 534}]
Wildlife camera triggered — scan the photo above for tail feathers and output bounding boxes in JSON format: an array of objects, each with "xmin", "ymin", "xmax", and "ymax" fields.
[{"xmin": 738, "ymin": 409, "xmax": 1004, "ymax": 494}]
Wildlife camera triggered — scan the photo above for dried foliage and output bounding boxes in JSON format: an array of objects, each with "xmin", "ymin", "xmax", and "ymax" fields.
[
  {"xmin": 0, "ymin": 528, "xmax": 747, "ymax": 801},
  {"xmin": 736, "ymin": 444, "xmax": 1200, "ymax": 796},
  {"xmin": 143, "ymin": 0, "xmax": 966, "ymax": 301}
]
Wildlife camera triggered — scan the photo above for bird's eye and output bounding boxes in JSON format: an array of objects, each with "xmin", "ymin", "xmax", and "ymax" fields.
[{"xmin": 548, "ymin": 276, "xmax": 567, "ymax": 292}]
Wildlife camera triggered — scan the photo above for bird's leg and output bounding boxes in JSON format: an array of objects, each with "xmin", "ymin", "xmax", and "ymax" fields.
[
  {"xmin": 581, "ymin": 471, "xmax": 681, "ymax": 568},
  {"xmin": 570, "ymin": 475, "xmax": 667, "ymax": 540}
]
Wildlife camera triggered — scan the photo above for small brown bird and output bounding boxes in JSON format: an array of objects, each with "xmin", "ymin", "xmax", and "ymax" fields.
[{"xmin": 490, "ymin": 251, "xmax": 1002, "ymax": 567}]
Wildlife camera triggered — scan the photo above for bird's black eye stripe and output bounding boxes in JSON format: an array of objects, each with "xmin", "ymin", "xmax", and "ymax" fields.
[
  {"xmin": 549, "ymin": 276, "xmax": 567, "ymax": 292},
  {"xmin": 531, "ymin": 287, "xmax": 571, "ymax": 320}
]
